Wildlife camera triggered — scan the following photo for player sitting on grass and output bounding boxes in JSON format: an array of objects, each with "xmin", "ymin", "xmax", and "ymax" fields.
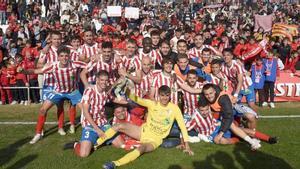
[
  {"xmin": 19, "ymin": 46, "xmax": 86, "ymax": 144},
  {"xmin": 187, "ymin": 94, "xmax": 277, "ymax": 146},
  {"xmin": 199, "ymin": 84, "xmax": 261, "ymax": 149},
  {"xmin": 95, "ymin": 85, "xmax": 194, "ymax": 169}
]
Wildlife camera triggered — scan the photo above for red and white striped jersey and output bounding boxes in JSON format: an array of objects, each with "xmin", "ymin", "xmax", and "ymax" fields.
[
  {"xmin": 80, "ymin": 85, "xmax": 109, "ymax": 127},
  {"xmin": 210, "ymin": 72, "xmax": 230, "ymax": 93},
  {"xmin": 186, "ymin": 109, "xmax": 217, "ymax": 136},
  {"xmin": 122, "ymin": 55, "xmax": 141, "ymax": 73},
  {"xmin": 188, "ymin": 47, "xmax": 204, "ymax": 59},
  {"xmin": 40, "ymin": 46, "xmax": 58, "ymax": 87},
  {"xmin": 68, "ymin": 46, "xmax": 80, "ymax": 61},
  {"xmin": 134, "ymin": 70, "xmax": 155, "ymax": 98},
  {"xmin": 86, "ymin": 55, "xmax": 122, "ymax": 84},
  {"xmin": 78, "ymin": 43, "xmax": 99, "ymax": 59},
  {"xmin": 150, "ymin": 49, "xmax": 163, "ymax": 67},
  {"xmin": 182, "ymin": 82, "xmax": 204, "ymax": 116},
  {"xmin": 151, "ymin": 72, "xmax": 183, "ymax": 104},
  {"xmin": 138, "ymin": 49, "xmax": 160, "ymax": 66},
  {"xmin": 42, "ymin": 61, "xmax": 86, "ymax": 93},
  {"xmin": 221, "ymin": 60, "xmax": 252, "ymax": 91}
]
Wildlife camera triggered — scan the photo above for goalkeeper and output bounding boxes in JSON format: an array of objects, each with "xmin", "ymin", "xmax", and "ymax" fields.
[{"xmin": 97, "ymin": 84, "xmax": 194, "ymax": 169}]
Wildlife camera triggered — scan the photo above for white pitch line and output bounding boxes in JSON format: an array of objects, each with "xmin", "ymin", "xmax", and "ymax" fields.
[
  {"xmin": 0, "ymin": 115, "xmax": 300, "ymax": 124},
  {"xmin": 259, "ymin": 115, "xmax": 300, "ymax": 118},
  {"xmin": 0, "ymin": 122, "xmax": 71, "ymax": 125}
]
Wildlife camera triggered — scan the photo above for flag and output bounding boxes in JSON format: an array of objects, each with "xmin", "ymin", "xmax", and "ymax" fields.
[
  {"xmin": 272, "ymin": 23, "xmax": 299, "ymax": 41},
  {"xmin": 254, "ymin": 14, "xmax": 273, "ymax": 32}
]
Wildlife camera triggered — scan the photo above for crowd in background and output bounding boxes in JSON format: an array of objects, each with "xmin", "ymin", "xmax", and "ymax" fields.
[{"xmin": 0, "ymin": 0, "xmax": 300, "ymax": 106}]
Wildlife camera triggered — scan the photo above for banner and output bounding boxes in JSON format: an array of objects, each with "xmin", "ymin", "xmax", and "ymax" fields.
[
  {"xmin": 274, "ymin": 71, "xmax": 300, "ymax": 102},
  {"xmin": 272, "ymin": 23, "xmax": 299, "ymax": 41},
  {"xmin": 107, "ymin": 6, "xmax": 122, "ymax": 17},
  {"xmin": 203, "ymin": 4, "xmax": 224, "ymax": 8},
  {"xmin": 125, "ymin": 7, "xmax": 139, "ymax": 19},
  {"xmin": 254, "ymin": 14, "xmax": 273, "ymax": 32}
]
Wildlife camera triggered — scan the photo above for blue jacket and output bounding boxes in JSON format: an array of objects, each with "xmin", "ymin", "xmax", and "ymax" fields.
[
  {"xmin": 251, "ymin": 64, "xmax": 265, "ymax": 89},
  {"xmin": 263, "ymin": 58, "xmax": 277, "ymax": 82}
]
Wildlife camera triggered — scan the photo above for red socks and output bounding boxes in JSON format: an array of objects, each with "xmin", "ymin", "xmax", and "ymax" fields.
[
  {"xmin": 36, "ymin": 114, "xmax": 47, "ymax": 134},
  {"xmin": 69, "ymin": 106, "xmax": 76, "ymax": 125},
  {"xmin": 230, "ymin": 137, "xmax": 240, "ymax": 144},
  {"xmin": 57, "ymin": 108, "xmax": 65, "ymax": 129},
  {"xmin": 254, "ymin": 131, "xmax": 270, "ymax": 142},
  {"xmin": 74, "ymin": 142, "xmax": 81, "ymax": 157}
]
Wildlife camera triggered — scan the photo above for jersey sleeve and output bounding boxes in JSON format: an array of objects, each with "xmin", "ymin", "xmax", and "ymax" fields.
[
  {"xmin": 81, "ymin": 87, "xmax": 93, "ymax": 104},
  {"xmin": 174, "ymin": 106, "xmax": 189, "ymax": 142},
  {"xmin": 129, "ymin": 93, "xmax": 154, "ymax": 108},
  {"xmin": 218, "ymin": 95, "xmax": 234, "ymax": 133},
  {"xmin": 74, "ymin": 61, "xmax": 87, "ymax": 69},
  {"xmin": 41, "ymin": 63, "xmax": 54, "ymax": 74}
]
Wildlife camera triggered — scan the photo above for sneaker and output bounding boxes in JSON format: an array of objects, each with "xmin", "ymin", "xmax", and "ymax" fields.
[
  {"xmin": 29, "ymin": 134, "xmax": 42, "ymax": 144},
  {"xmin": 69, "ymin": 125, "xmax": 75, "ymax": 134},
  {"xmin": 102, "ymin": 162, "xmax": 116, "ymax": 169},
  {"xmin": 24, "ymin": 101, "xmax": 29, "ymax": 106},
  {"xmin": 268, "ymin": 137, "xmax": 278, "ymax": 144},
  {"xmin": 58, "ymin": 128, "xmax": 66, "ymax": 136},
  {"xmin": 20, "ymin": 100, "xmax": 25, "ymax": 105},
  {"xmin": 270, "ymin": 102, "xmax": 275, "ymax": 108},
  {"xmin": 250, "ymin": 138, "xmax": 261, "ymax": 150},
  {"xmin": 262, "ymin": 102, "xmax": 268, "ymax": 107},
  {"xmin": 0, "ymin": 101, "xmax": 2, "ymax": 105},
  {"xmin": 189, "ymin": 136, "xmax": 201, "ymax": 143},
  {"xmin": 10, "ymin": 101, "xmax": 17, "ymax": 105}
]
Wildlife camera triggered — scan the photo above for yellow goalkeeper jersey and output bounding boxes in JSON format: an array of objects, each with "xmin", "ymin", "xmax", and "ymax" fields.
[{"xmin": 129, "ymin": 94, "xmax": 189, "ymax": 142}]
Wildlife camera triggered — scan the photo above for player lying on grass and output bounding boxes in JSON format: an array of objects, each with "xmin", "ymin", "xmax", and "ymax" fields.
[
  {"xmin": 199, "ymin": 83, "xmax": 261, "ymax": 149},
  {"xmin": 187, "ymin": 94, "xmax": 277, "ymax": 146},
  {"xmin": 19, "ymin": 46, "xmax": 86, "ymax": 144},
  {"xmin": 95, "ymin": 85, "xmax": 194, "ymax": 169}
]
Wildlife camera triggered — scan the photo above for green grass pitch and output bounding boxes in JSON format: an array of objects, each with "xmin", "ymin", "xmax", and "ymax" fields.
[{"xmin": 0, "ymin": 103, "xmax": 300, "ymax": 169}]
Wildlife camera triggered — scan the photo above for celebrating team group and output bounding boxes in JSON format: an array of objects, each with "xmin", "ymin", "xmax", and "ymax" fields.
[{"xmin": 19, "ymin": 29, "xmax": 278, "ymax": 169}]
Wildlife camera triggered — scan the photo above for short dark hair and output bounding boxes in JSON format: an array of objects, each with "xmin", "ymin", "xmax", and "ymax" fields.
[
  {"xmin": 202, "ymin": 83, "xmax": 217, "ymax": 92},
  {"xmin": 51, "ymin": 30, "xmax": 61, "ymax": 37},
  {"xmin": 177, "ymin": 39, "xmax": 187, "ymax": 45},
  {"xmin": 150, "ymin": 30, "xmax": 160, "ymax": 37},
  {"xmin": 187, "ymin": 69, "xmax": 197, "ymax": 76},
  {"xmin": 159, "ymin": 40, "xmax": 170, "ymax": 47},
  {"xmin": 102, "ymin": 41, "xmax": 113, "ymax": 49},
  {"xmin": 198, "ymin": 94, "xmax": 210, "ymax": 107},
  {"xmin": 162, "ymin": 57, "xmax": 174, "ymax": 66},
  {"xmin": 211, "ymin": 59, "xmax": 222, "ymax": 65},
  {"xmin": 127, "ymin": 38, "xmax": 137, "ymax": 45},
  {"xmin": 202, "ymin": 48, "xmax": 211, "ymax": 53},
  {"xmin": 222, "ymin": 48, "xmax": 233, "ymax": 55},
  {"xmin": 177, "ymin": 53, "xmax": 188, "ymax": 60},
  {"xmin": 158, "ymin": 85, "xmax": 171, "ymax": 95},
  {"xmin": 57, "ymin": 45, "xmax": 70, "ymax": 55},
  {"xmin": 96, "ymin": 70, "xmax": 109, "ymax": 78}
]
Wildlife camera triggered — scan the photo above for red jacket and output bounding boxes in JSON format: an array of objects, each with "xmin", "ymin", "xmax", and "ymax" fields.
[
  {"xmin": 233, "ymin": 43, "xmax": 247, "ymax": 57},
  {"xmin": 15, "ymin": 62, "xmax": 28, "ymax": 83},
  {"xmin": 23, "ymin": 59, "xmax": 38, "ymax": 80},
  {"xmin": 6, "ymin": 66, "xmax": 16, "ymax": 85},
  {"xmin": 0, "ymin": 67, "xmax": 9, "ymax": 86}
]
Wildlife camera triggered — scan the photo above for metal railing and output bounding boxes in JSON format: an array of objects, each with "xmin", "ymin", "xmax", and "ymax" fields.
[{"xmin": 1, "ymin": 86, "xmax": 42, "ymax": 103}]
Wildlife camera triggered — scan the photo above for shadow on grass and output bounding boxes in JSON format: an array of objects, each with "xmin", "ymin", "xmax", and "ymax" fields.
[
  {"xmin": 190, "ymin": 143, "xmax": 293, "ymax": 169},
  {"xmin": 6, "ymin": 154, "xmax": 38, "ymax": 169},
  {"xmin": 232, "ymin": 143, "xmax": 293, "ymax": 169},
  {"xmin": 0, "ymin": 137, "xmax": 31, "ymax": 166}
]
